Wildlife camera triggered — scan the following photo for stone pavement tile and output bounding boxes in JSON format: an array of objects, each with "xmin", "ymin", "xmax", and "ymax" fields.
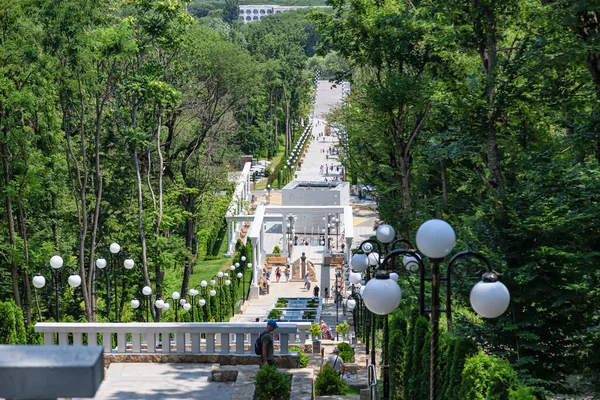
[{"xmin": 77, "ymin": 363, "xmax": 234, "ymax": 400}]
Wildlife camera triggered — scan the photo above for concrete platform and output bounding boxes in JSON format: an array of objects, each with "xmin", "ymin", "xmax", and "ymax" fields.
[{"xmin": 75, "ymin": 363, "xmax": 234, "ymax": 399}]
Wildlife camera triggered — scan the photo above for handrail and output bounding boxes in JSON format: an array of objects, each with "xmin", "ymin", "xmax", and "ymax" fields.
[
  {"xmin": 368, "ymin": 363, "xmax": 377, "ymax": 400},
  {"xmin": 35, "ymin": 322, "xmax": 310, "ymax": 356}
]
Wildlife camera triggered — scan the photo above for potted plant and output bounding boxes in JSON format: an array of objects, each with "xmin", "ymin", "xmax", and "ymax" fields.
[
  {"xmin": 309, "ymin": 323, "xmax": 322, "ymax": 354},
  {"xmin": 335, "ymin": 321, "xmax": 350, "ymax": 342}
]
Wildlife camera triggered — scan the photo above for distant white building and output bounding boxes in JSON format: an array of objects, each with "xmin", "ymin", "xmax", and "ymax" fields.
[{"xmin": 238, "ymin": 5, "xmax": 330, "ymax": 24}]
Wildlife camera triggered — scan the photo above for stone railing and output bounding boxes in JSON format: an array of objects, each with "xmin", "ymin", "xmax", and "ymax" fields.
[{"xmin": 35, "ymin": 322, "xmax": 310, "ymax": 356}]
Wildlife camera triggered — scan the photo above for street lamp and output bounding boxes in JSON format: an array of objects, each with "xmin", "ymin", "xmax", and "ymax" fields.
[
  {"xmin": 190, "ymin": 280, "xmax": 215, "ymax": 322},
  {"xmin": 161, "ymin": 291, "xmax": 188, "ymax": 322},
  {"xmin": 32, "ymin": 255, "xmax": 82, "ymax": 321},
  {"xmin": 130, "ymin": 285, "xmax": 152, "ymax": 321},
  {"xmin": 95, "ymin": 242, "xmax": 135, "ymax": 322},
  {"xmin": 358, "ymin": 220, "xmax": 510, "ymax": 400},
  {"xmin": 212, "ymin": 272, "xmax": 230, "ymax": 322}
]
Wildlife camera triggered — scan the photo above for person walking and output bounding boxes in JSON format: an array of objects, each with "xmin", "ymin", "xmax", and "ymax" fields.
[
  {"xmin": 313, "ymin": 285, "xmax": 320, "ymax": 298},
  {"xmin": 275, "ymin": 267, "xmax": 282, "ymax": 283},
  {"xmin": 261, "ymin": 319, "xmax": 278, "ymax": 367},
  {"xmin": 304, "ymin": 272, "xmax": 311, "ymax": 291},
  {"xmin": 325, "ymin": 348, "xmax": 345, "ymax": 375},
  {"xmin": 284, "ymin": 266, "xmax": 290, "ymax": 282},
  {"xmin": 324, "ymin": 287, "xmax": 329, "ymax": 302}
]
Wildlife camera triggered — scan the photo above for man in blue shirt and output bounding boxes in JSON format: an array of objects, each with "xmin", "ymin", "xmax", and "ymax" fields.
[{"xmin": 262, "ymin": 319, "xmax": 278, "ymax": 367}]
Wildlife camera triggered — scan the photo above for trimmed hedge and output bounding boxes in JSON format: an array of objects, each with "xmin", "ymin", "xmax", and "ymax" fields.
[
  {"xmin": 254, "ymin": 365, "xmax": 291, "ymax": 400},
  {"xmin": 315, "ymin": 365, "xmax": 346, "ymax": 396}
]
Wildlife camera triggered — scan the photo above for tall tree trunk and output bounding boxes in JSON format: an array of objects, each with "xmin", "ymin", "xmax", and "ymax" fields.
[
  {"xmin": 0, "ymin": 141, "xmax": 22, "ymax": 308},
  {"xmin": 87, "ymin": 88, "xmax": 109, "ymax": 322},
  {"xmin": 133, "ymin": 145, "xmax": 153, "ymax": 318},
  {"xmin": 475, "ymin": 0, "xmax": 505, "ymax": 198},
  {"xmin": 76, "ymin": 78, "xmax": 92, "ymax": 320},
  {"xmin": 180, "ymin": 195, "xmax": 195, "ymax": 297}
]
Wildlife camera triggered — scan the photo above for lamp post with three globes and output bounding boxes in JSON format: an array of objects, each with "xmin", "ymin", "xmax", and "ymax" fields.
[
  {"xmin": 130, "ymin": 285, "xmax": 153, "ymax": 321},
  {"xmin": 32, "ymin": 255, "xmax": 82, "ymax": 321},
  {"xmin": 95, "ymin": 242, "xmax": 135, "ymax": 322}
]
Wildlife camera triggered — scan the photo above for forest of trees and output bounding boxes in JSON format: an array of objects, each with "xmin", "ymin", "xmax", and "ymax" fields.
[
  {"xmin": 311, "ymin": 0, "xmax": 600, "ymax": 394},
  {"xmin": 0, "ymin": 0, "xmax": 316, "ymax": 324}
]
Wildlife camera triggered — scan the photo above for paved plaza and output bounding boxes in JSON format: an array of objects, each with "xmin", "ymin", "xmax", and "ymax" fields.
[{"xmin": 80, "ymin": 81, "xmax": 376, "ymax": 399}]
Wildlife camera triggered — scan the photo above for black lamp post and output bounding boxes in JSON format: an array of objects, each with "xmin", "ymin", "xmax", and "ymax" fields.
[
  {"xmin": 189, "ymin": 280, "xmax": 215, "ymax": 322},
  {"xmin": 353, "ymin": 220, "xmax": 511, "ymax": 400},
  {"xmin": 95, "ymin": 242, "xmax": 135, "ymax": 322},
  {"xmin": 235, "ymin": 255, "xmax": 252, "ymax": 303},
  {"xmin": 212, "ymin": 272, "xmax": 230, "ymax": 322},
  {"xmin": 130, "ymin": 285, "xmax": 152, "ymax": 322},
  {"xmin": 32, "ymin": 255, "xmax": 82, "ymax": 321},
  {"xmin": 160, "ymin": 291, "xmax": 190, "ymax": 322}
]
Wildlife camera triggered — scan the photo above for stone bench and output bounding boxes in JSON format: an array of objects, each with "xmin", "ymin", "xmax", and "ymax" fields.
[{"xmin": 0, "ymin": 345, "xmax": 104, "ymax": 400}]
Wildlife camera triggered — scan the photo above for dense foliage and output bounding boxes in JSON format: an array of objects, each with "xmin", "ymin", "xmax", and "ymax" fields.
[
  {"xmin": 313, "ymin": 0, "xmax": 600, "ymax": 391},
  {"xmin": 0, "ymin": 0, "xmax": 315, "ymax": 325}
]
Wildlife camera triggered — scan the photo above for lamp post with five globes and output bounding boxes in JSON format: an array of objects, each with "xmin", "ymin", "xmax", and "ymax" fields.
[
  {"xmin": 189, "ymin": 280, "xmax": 216, "ymax": 322},
  {"xmin": 32, "ymin": 255, "xmax": 82, "ymax": 321},
  {"xmin": 350, "ymin": 221, "xmax": 511, "ymax": 400}
]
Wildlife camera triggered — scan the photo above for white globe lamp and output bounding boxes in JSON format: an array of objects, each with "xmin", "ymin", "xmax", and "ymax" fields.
[
  {"xmin": 142, "ymin": 286, "xmax": 152, "ymax": 296},
  {"xmin": 403, "ymin": 254, "xmax": 421, "ymax": 272},
  {"xmin": 416, "ymin": 219, "xmax": 456, "ymax": 258},
  {"xmin": 470, "ymin": 273, "xmax": 510, "ymax": 318},
  {"xmin": 32, "ymin": 274, "xmax": 46, "ymax": 289},
  {"xmin": 96, "ymin": 258, "xmax": 107, "ymax": 269},
  {"xmin": 155, "ymin": 299, "xmax": 165, "ymax": 309},
  {"xmin": 172, "ymin": 291, "xmax": 180, "ymax": 300},
  {"xmin": 199, "ymin": 298, "xmax": 206, "ymax": 306},
  {"xmin": 376, "ymin": 224, "xmax": 396, "ymax": 244},
  {"xmin": 123, "ymin": 258, "xmax": 134, "ymax": 269},
  {"xmin": 349, "ymin": 272, "xmax": 362, "ymax": 285},
  {"xmin": 362, "ymin": 272, "xmax": 402, "ymax": 315},
  {"xmin": 109, "ymin": 242, "xmax": 121, "ymax": 254},
  {"xmin": 350, "ymin": 253, "xmax": 369, "ymax": 272},
  {"xmin": 67, "ymin": 274, "xmax": 82, "ymax": 288},
  {"xmin": 130, "ymin": 299, "xmax": 140, "ymax": 309},
  {"xmin": 50, "ymin": 255, "xmax": 63, "ymax": 269}
]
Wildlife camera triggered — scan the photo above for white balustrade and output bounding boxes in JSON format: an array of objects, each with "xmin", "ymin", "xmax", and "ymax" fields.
[{"xmin": 35, "ymin": 322, "xmax": 310, "ymax": 355}]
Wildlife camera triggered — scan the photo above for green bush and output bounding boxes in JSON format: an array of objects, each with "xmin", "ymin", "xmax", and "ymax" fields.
[
  {"xmin": 254, "ymin": 365, "xmax": 291, "ymax": 400},
  {"xmin": 268, "ymin": 309, "xmax": 282, "ymax": 320},
  {"xmin": 458, "ymin": 351, "xmax": 536, "ymax": 400},
  {"xmin": 276, "ymin": 298, "xmax": 288, "ymax": 307},
  {"xmin": 337, "ymin": 342, "xmax": 353, "ymax": 353},
  {"xmin": 289, "ymin": 346, "xmax": 308, "ymax": 368},
  {"xmin": 0, "ymin": 300, "xmax": 26, "ymax": 344},
  {"xmin": 339, "ymin": 350, "xmax": 354, "ymax": 363},
  {"xmin": 315, "ymin": 365, "xmax": 345, "ymax": 396},
  {"xmin": 272, "ymin": 245, "xmax": 281, "ymax": 254},
  {"xmin": 27, "ymin": 323, "xmax": 43, "ymax": 345}
]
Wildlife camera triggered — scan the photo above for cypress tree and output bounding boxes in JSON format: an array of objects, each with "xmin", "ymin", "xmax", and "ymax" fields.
[
  {"xmin": 389, "ymin": 309, "xmax": 408, "ymax": 399},
  {"xmin": 403, "ymin": 313, "xmax": 417, "ymax": 398},
  {"xmin": 0, "ymin": 300, "xmax": 27, "ymax": 344}
]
